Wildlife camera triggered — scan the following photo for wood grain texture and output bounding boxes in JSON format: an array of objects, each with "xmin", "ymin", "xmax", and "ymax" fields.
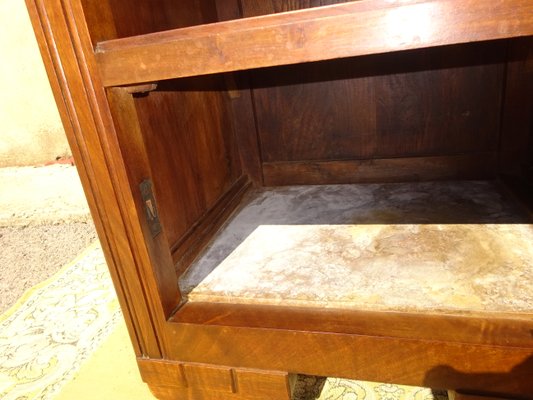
[
  {"xmin": 172, "ymin": 302, "xmax": 533, "ymax": 348},
  {"xmin": 107, "ymin": 88, "xmax": 180, "ymax": 317},
  {"xmin": 25, "ymin": 0, "xmax": 176, "ymax": 358},
  {"xmin": 95, "ymin": 0, "xmax": 533, "ymax": 86},
  {"xmin": 262, "ymin": 153, "xmax": 497, "ymax": 185},
  {"xmin": 29, "ymin": 0, "xmax": 533, "ymax": 398},
  {"xmin": 498, "ymin": 37, "xmax": 533, "ymax": 176},
  {"xmin": 133, "ymin": 76, "xmax": 242, "ymax": 250},
  {"xmin": 251, "ymin": 42, "xmax": 505, "ymax": 165},
  {"xmin": 448, "ymin": 391, "xmax": 518, "ymax": 400},
  {"xmin": 166, "ymin": 323, "xmax": 533, "ymax": 398},
  {"xmin": 240, "ymin": 0, "xmax": 348, "ymax": 17},
  {"xmin": 213, "ymin": 2, "xmax": 264, "ymax": 185},
  {"xmin": 138, "ymin": 359, "xmax": 294, "ymax": 400},
  {"xmin": 224, "ymin": 73, "xmax": 264, "ymax": 186}
]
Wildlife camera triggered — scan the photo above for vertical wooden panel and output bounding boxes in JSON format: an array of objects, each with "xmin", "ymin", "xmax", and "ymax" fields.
[
  {"xmin": 249, "ymin": 40, "xmax": 506, "ymax": 174},
  {"xmin": 215, "ymin": 0, "xmax": 264, "ymax": 185},
  {"xmin": 107, "ymin": 88, "xmax": 181, "ymax": 319},
  {"xmin": 499, "ymin": 37, "xmax": 533, "ymax": 176},
  {"xmin": 252, "ymin": 60, "xmax": 377, "ymax": 162},
  {"xmin": 375, "ymin": 42, "xmax": 506, "ymax": 158},
  {"xmin": 134, "ymin": 77, "xmax": 242, "ymax": 249}
]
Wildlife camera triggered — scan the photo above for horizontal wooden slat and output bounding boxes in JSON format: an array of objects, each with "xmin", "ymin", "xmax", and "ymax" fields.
[
  {"xmin": 166, "ymin": 322, "xmax": 533, "ymax": 397},
  {"xmin": 95, "ymin": 0, "xmax": 533, "ymax": 86},
  {"xmin": 172, "ymin": 302, "xmax": 533, "ymax": 348},
  {"xmin": 262, "ymin": 153, "xmax": 497, "ymax": 186}
]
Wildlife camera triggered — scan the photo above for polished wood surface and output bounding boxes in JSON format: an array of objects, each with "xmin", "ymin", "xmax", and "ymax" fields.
[
  {"xmin": 80, "ymin": 0, "xmax": 218, "ymax": 45},
  {"xmin": 26, "ymin": 0, "xmax": 533, "ymax": 398},
  {"xmin": 25, "ymin": 0, "xmax": 175, "ymax": 358},
  {"xmin": 95, "ymin": 0, "xmax": 533, "ymax": 86},
  {"xmin": 165, "ymin": 323, "xmax": 533, "ymax": 398},
  {"xmin": 139, "ymin": 359, "xmax": 294, "ymax": 400},
  {"xmin": 172, "ymin": 302, "xmax": 533, "ymax": 348}
]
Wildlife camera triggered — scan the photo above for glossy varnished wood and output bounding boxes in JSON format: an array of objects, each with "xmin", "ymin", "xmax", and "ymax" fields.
[
  {"xmin": 171, "ymin": 176, "xmax": 250, "ymax": 274},
  {"xmin": 138, "ymin": 359, "xmax": 295, "ymax": 400},
  {"xmin": 107, "ymin": 87, "xmax": 180, "ymax": 317},
  {"xmin": 172, "ymin": 302, "xmax": 533, "ymax": 348},
  {"xmin": 164, "ymin": 322, "xmax": 533, "ymax": 398},
  {"xmin": 499, "ymin": 37, "xmax": 533, "ymax": 177},
  {"xmin": 95, "ymin": 0, "xmax": 533, "ymax": 86},
  {"xmin": 25, "ymin": 0, "xmax": 175, "ymax": 358},
  {"xmin": 80, "ymin": 0, "xmax": 218, "ymax": 45}
]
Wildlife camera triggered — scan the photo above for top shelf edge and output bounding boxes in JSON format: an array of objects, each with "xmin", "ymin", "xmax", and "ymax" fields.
[{"xmin": 94, "ymin": 0, "xmax": 533, "ymax": 87}]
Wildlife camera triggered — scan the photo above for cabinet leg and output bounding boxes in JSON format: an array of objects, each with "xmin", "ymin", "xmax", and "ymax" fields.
[{"xmin": 139, "ymin": 358, "xmax": 296, "ymax": 400}]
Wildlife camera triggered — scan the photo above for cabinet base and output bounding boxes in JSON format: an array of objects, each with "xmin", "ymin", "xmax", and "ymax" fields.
[{"xmin": 139, "ymin": 359, "xmax": 295, "ymax": 400}]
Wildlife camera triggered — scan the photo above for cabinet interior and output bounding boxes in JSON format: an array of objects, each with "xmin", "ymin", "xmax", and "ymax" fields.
[{"xmin": 80, "ymin": 0, "xmax": 533, "ymax": 313}]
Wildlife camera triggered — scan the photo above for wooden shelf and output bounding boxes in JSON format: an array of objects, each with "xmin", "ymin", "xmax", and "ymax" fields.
[{"xmin": 95, "ymin": 0, "xmax": 533, "ymax": 87}]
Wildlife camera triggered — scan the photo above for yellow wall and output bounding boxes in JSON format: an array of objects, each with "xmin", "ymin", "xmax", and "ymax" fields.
[{"xmin": 0, "ymin": 0, "xmax": 69, "ymax": 167}]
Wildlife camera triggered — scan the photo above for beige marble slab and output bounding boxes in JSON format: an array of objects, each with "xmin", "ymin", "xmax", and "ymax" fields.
[{"xmin": 180, "ymin": 181, "xmax": 532, "ymax": 313}]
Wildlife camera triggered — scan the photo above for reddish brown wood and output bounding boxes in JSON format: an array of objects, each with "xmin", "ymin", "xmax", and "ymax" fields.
[
  {"xmin": 498, "ymin": 37, "xmax": 533, "ymax": 177},
  {"xmin": 26, "ymin": 0, "xmax": 533, "ymax": 399},
  {"xmin": 225, "ymin": 74, "xmax": 264, "ymax": 186},
  {"xmin": 172, "ymin": 302, "xmax": 533, "ymax": 348},
  {"xmin": 165, "ymin": 323, "xmax": 533, "ymax": 397},
  {"xmin": 262, "ymin": 153, "xmax": 497, "ymax": 185},
  {"xmin": 95, "ymin": 0, "xmax": 533, "ymax": 86},
  {"xmin": 81, "ymin": 0, "xmax": 218, "ymax": 44},
  {"xmin": 251, "ymin": 42, "xmax": 505, "ymax": 166},
  {"xmin": 133, "ymin": 76, "xmax": 243, "ymax": 249},
  {"xmin": 449, "ymin": 391, "xmax": 517, "ymax": 400},
  {"xmin": 106, "ymin": 87, "xmax": 180, "ymax": 317},
  {"xmin": 123, "ymin": 83, "xmax": 158, "ymax": 94},
  {"xmin": 25, "ymin": 0, "xmax": 173, "ymax": 358},
  {"xmin": 240, "ymin": 0, "xmax": 348, "ymax": 17},
  {"xmin": 138, "ymin": 359, "xmax": 294, "ymax": 400},
  {"xmin": 171, "ymin": 176, "xmax": 250, "ymax": 274}
]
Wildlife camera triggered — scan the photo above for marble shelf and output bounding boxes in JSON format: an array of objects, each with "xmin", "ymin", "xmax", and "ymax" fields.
[{"xmin": 180, "ymin": 180, "xmax": 532, "ymax": 314}]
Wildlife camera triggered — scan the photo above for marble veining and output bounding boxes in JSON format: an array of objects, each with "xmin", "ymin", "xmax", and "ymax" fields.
[{"xmin": 179, "ymin": 181, "xmax": 532, "ymax": 313}]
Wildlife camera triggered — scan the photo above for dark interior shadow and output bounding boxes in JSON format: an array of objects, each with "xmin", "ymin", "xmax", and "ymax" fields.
[
  {"xmin": 154, "ymin": 39, "xmax": 509, "ymax": 92},
  {"xmin": 423, "ymin": 356, "xmax": 533, "ymax": 400}
]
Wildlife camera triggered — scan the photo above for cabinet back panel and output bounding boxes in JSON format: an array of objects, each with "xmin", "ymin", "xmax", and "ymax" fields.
[
  {"xmin": 240, "ymin": 0, "xmax": 348, "ymax": 17},
  {"xmin": 251, "ymin": 41, "xmax": 506, "ymax": 166},
  {"xmin": 81, "ymin": 0, "xmax": 218, "ymax": 44},
  {"xmin": 253, "ymin": 43, "xmax": 505, "ymax": 162}
]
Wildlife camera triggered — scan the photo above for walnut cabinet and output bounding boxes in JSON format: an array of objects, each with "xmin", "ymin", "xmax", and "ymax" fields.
[{"xmin": 26, "ymin": 0, "xmax": 533, "ymax": 399}]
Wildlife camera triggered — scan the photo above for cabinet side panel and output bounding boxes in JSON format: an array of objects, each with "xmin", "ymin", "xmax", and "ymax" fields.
[{"xmin": 134, "ymin": 77, "xmax": 243, "ymax": 261}]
